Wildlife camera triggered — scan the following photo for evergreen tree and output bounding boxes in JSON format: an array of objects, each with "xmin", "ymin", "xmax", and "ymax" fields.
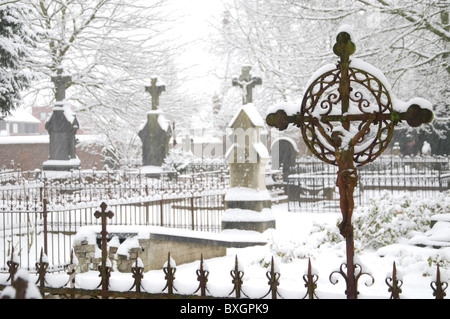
[{"xmin": 0, "ymin": 2, "xmax": 33, "ymax": 118}]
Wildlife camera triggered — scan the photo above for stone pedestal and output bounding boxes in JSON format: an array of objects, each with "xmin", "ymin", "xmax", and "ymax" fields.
[{"xmin": 223, "ymin": 103, "xmax": 275, "ymax": 233}]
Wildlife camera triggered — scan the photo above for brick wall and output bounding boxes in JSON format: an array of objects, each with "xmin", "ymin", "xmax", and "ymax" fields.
[{"xmin": 0, "ymin": 142, "xmax": 104, "ymax": 171}]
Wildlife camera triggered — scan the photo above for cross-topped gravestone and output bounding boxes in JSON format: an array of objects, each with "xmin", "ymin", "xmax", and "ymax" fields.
[
  {"xmin": 266, "ymin": 25, "xmax": 433, "ymax": 299},
  {"xmin": 232, "ymin": 66, "xmax": 262, "ymax": 105},
  {"xmin": 94, "ymin": 202, "xmax": 114, "ymax": 296},
  {"xmin": 139, "ymin": 77, "xmax": 171, "ymax": 174},
  {"xmin": 51, "ymin": 68, "xmax": 71, "ymax": 102},
  {"xmin": 145, "ymin": 77, "xmax": 166, "ymax": 110},
  {"xmin": 43, "ymin": 68, "xmax": 80, "ymax": 172}
]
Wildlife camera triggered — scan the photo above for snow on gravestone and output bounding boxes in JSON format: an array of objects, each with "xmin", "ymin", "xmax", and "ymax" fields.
[
  {"xmin": 43, "ymin": 69, "xmax": 80, "ymax": 172},
  {"xmin": 223, "ymin": 103, "xmax": 275, "ymax": 232},
  {"xmin": 138, "ymin": 78, "xmax": 172, "ymax": 176}
]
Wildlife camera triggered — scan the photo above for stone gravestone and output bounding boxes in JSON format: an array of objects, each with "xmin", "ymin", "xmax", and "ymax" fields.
[
  {"xmin": 271, "ymin": 138, "xmax": 298, "ymax": 182},
  {"xmin": 43, "ymin": 69, "xmax": 80, "ymax": 172},
  {"xmin": 223, "ymin": 67, "xmax": 275, "ymax": 232},
  {"xmin": 138, "ymin": 78, "xmax": 172, "ymax": 176}
]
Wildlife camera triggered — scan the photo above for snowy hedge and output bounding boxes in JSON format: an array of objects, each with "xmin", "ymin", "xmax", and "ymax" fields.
[
  {"xmin": 353, "ymin": 191, "xmax": 450, "ymax": 250},
  {"xmin": 267, "ymin": 191, "xmax": 449, "ymax": 265}
]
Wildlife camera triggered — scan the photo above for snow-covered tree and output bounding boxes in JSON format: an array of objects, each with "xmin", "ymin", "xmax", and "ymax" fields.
[
  {"xmin": 214, "ymin": 0, "xmax": 449, "ymax": 154},
  {"xmin": 0, "ymin": 1, "xmax": 34, "ymax": 118},
  {"xmin": 23, "ymin": 0, "xmax": 190, "ymax": 165}
]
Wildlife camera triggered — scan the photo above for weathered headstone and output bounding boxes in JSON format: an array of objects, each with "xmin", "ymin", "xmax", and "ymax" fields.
[
  {"xmin": 224, "ymin": 68, "xmax": 275, "ymax": 232},
  {"xmin": 271, "ymin": 138, "xmax": 298, "ymax": 182},
  {"xmin": 43, "ymin": 69, "xmax": 80, "ymax": 172},
  {"xmin": 138, "ymin": 78, "xmax": 172, "ymax": 176}
]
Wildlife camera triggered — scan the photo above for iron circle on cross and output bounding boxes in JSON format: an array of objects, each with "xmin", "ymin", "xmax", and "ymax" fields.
[{"xmin": 300, "ymin": 63, "xmax": 395, "ymax": 167}]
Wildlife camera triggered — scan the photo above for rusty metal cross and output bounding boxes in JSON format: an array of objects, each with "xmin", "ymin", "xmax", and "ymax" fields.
[
  {"xmin": 94, "ymin": 202, "xmax": 114, "ymax": 296},
  {"xmin": 232, "ymin": 66, "xmax": 262, "ymax": 105},
  {"xmin": 145, "ymin": 77, "xmax": 166, "ymax": 110},
  {"xmin": 266, "ymin": 27, "xmax": 433, "ymax": 299}
]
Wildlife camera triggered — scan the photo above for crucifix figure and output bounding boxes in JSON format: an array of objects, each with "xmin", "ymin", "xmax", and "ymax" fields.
[
  {"xmin": 51, "ymin": 68, "xmax": 71, "ymax": 102},
  {"xmin": 266, "ymin": 27, "xmax": 433, "ymax": 299},
  {"xmin": 94, "ymin": 202, "xmax": 114, "ymax": 297},
  {"xmin": 145, "ymin": 77, "xmax": 166, "ymax": 110},
  {"xmin": 232, "ymin": 66, "xmax": 262, "ymax": 105}
]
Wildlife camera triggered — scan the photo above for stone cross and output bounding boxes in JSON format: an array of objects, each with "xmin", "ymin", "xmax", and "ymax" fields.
[
  {"xmin": 145, "ymin": 77, "xmax": 166, "ymax": 110},
  {"xmin": 232, "ymin": 66, "xmax": 262, "ymax": 105},
  {"xmin": 94, "ymin": 202, "xmax": 114, "ymax": 295},
  {"xmin": 51, "ymin": 68, "xmax": 71, "ymax": 102}
]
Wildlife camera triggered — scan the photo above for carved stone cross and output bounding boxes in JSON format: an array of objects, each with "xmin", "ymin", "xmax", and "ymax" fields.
[
  {"xmin": 232, "ymin": 66, "xmax": 262, "ymax": 105},
  {"xmin": 145, "ymin": 77, "xmax": 166, "ymax": 110},
  {"xmin": 51, "ymin": 68, "xmax": 71, "ymax": 102}
]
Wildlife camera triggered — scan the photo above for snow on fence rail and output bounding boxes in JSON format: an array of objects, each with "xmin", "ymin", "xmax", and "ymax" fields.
[
  {"xmin": 287, "ymin": 155, "xmax": 450, "ymax": 212},
  {"xmin": 0, "ymin": 171, "xmax": 229, "ymax": 271},
  {"xmin": 0, "ymin": 252, "xmax": 447, "ymax": 299}
]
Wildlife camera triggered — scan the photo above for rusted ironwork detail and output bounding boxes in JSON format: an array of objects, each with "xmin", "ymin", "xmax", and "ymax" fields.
[
  {"xmin": 194, "ymin": 254, "xmax": 210, "ymax": 297},
  {"xmin": 229, "ymin": 255, "xmax": 248, "ymax": 298},
  {"xmin": 163, "ymin": 252, "xmax": 177, "ymax": 296},
  {"xmin": 386, "ymin": 262, "xmax": 403, "ymax": 299},
  {"xmin": 303, "ymin": 258, "xmax": 319, "ymax": 299},
  {"xmin": 329, "ymin": 261, "xmax": 374, "ymax": 298},
  {"xmin": 266, "ymin": 27, "xmax": 434, "ymax": 299},
  {"xmin": 262, "ymin": 257, "xmax": 281, "ymax": 299},
  {"xmin": 35, "ymin": 248, "xmax": 49, "ymax": 288},
  {"xmin": 6, "ymin": 246, "xmax": 19, "ymax": 283},
  {"xmin": 130, "ymin": 258, "xmax": 145, "ymax": 293},
  {"xmin": 1, "ymin": 273, "xmax": 28, "ymax": 299},
  {"xmin": 94, "ymin": 202, "xmax": 114, "ymax": 298},
  {"xmin": 65, "ymin": 249, "xmax": 77, "ymax": 288},
  {"xmin": 64, "ymin": 249, "xmax": 77, "ymax": 299},
  {"xmin": 431, "ymin": 264, "xmax": 448, "ymax": 299}
]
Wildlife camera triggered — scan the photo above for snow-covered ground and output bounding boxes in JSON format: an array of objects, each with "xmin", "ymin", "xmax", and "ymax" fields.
[
  {"xmin": 2, "ymin": 200, "xmax": 447, "ymax": 299},
  {"xmin": 162, "ymin": 203, "xmax": 449, "ymax": 299}
]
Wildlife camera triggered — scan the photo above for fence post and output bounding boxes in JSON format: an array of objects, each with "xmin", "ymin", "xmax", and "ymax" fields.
[
  {"xmin": 42, "ymin": 198, "xmax": 48, "ymax": 256},
  {"xmin": 160, "ymin": 195, "xmax": 164, "ymax": 227},
  {"xmin": 191, "ymin": 195, "xmax": 195, "ymax": 231}
]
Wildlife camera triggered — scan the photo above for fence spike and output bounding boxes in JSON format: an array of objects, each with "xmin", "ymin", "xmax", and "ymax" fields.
[
  {"xmin": 6, "ymin": 246, "xmax": 19, "ymax": 283},
  {"xmin": 35, "ymin": 247, "xmax": 49, "ymax": 288},
  {"xmin": 262, "ymin": 256, "xmax": 281, "ymax": 299},
  {"xmin": 431, "ymin": 264, "xmax": 448, "ymax": 299},
  {"xmin": 130, "ymin": 257, "xmax": 144, "ymax": 293},
  {"xmin": 385, "ymin": 262, "xmax": 402, "ymax": 299},
  {"xmin": 229, "ymin": 255, "xmax": 247, "ymax": 298},
  {"xmin": 163, "ymin": 252, "xmax": 177, "ymax": 296},
  {"xmin": 303, "ymin": 258, "xmax": 319, "ymax": 299},
  {"xmin": 194, "ymin": 254, "xmax": 210, "ymax": 297}
]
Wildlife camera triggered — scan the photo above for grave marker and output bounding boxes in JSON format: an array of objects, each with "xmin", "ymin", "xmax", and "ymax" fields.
[
  {"xmin": 138, "ymin": 77, "xmax": 172, "ymax": 175},
  {"xmin": 43, "ymin": 68, "xmax": 80, "ymax": 172}
]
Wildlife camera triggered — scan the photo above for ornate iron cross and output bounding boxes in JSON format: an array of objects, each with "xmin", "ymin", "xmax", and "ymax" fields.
[
  {"xmin": 94, "ymin": 202, "xmax": 114, "ymax": 296},
  {"xmin": 232, "ymin": 66, "xmax": 262, "ymax": 105},
  {"xmin": 51, "ymin": 68, "xmax": 71, "ymax": 102},
  {"xmin": 266, "ymin": 28, "xmax": 433, "ymax": 299},
  {"xmin": 145, "ymin": 77, "xmax": 166, "ymax": 110}
]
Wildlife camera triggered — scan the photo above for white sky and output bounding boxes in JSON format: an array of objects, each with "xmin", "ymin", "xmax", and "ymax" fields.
[{"xmin": 170, "ymin": 0, "xmax": 224, "ymax": 96}]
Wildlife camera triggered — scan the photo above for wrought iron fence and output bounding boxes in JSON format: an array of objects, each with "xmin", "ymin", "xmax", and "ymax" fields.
[
  {"xmin": 0, "ymin": 250, "xmax": 447, "ymax": 299},
  {"xmin": 0, "ymin": 170, "xmax": 229, "ymax": 271},
  {"xmin": 287, "ymin": 155, "xmax": 449, "ymax": 212}
]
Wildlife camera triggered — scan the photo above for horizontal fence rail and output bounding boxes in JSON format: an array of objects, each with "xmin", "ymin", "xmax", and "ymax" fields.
[
  {"xmin": 287, "ymin": 155, "xmax": 449, "ymax": 212},
  {"xmin": 0, "ymin": 170, "xmax": 230, "ymax": 270},
  {"xmin": 0, "ymin": 252, "xmax": 447, "ymax": 299}
]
